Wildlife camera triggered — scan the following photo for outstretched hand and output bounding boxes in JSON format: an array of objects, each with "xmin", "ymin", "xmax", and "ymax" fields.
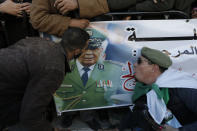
[
  {"xmin": 0, "ymin": 0, "xmax": 23, "ymax": 17},
  {"xmin": 54, "ymin": 0, "xmax": 78, "ymax": 15},
  {"xmin": 21, "ymin": 2, "xmax": 31, "ymax": 15},
  {"xmin": 0, "ymin": 0, "xmax": 31, "ymax": 17}
]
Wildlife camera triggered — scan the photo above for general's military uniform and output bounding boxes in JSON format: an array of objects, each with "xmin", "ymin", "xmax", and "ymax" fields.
[
  {"xmin": 54, "ymin": 27, "xmax": 123, "ymax": 111},
  {"xmin": 55, "ymin": 59, "xmax": 123, "ymax": 111}
]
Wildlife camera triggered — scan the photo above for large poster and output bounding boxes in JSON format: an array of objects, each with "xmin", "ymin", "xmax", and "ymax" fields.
[{"xmin": 53, "ymin": 19, "xmax": 197, "ymax": 114}]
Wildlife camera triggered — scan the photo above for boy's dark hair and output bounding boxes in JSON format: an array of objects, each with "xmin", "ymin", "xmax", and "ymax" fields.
[{"xmin": 61, "ymin": 27, "xmax": 90, "ymax": 51}]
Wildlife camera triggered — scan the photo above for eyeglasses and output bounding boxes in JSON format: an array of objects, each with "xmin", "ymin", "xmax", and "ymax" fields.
[{"xmin": 137, "ymin": 57, "xmax": 153, "ymax": 65}]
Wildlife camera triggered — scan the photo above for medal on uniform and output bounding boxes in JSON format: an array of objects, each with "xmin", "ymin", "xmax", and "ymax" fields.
[{"xmin": 96, "ymin": 80, "xmax": 112, "ymax": 88}]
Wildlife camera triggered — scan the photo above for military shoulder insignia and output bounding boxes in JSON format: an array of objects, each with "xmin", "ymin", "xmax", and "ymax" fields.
[
  {"xmin": 98, "ymin": 64, "xmax": 104, "ymax": 70},
  {"xmin": 86, "ymin": 30, "xmax": 93, "ymax": 36}
]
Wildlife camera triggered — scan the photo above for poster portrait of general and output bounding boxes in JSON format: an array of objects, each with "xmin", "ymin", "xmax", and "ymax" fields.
[
  {"xmin": 51, "ymin": 19, "xmax": 197, "ymax": 114},
  {"xmin": 54, "ymin": 27, "xmax": 136, "ymax": 113}
]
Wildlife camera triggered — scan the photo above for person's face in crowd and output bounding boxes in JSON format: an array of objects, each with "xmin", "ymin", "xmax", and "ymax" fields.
[
  {"xmin": 134, "ymin": 56, "xmax": 154, "ymax": 83},
  {"xmin": 78, "ymin": 47, "xmax": 102, "ymax": 67}
]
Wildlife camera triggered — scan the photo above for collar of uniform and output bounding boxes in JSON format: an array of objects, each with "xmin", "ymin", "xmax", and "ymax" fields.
[{"xmin": 76, "ymin": 59, "xmax": 95, "ymax": 75}]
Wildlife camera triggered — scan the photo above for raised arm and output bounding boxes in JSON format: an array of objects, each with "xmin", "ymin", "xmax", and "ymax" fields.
[
  {"xmin": 30, "ymin": 0, "xmax": 72, "ymax": 36},
  {"xmin": 53, "ymin": 0, "xmax": 109, "ymax": 18}
]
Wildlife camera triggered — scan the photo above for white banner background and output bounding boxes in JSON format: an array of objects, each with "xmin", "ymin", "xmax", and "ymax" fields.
[{"xmin": 51, "ymin": 19, "xmax": 197, "ymax": 113}]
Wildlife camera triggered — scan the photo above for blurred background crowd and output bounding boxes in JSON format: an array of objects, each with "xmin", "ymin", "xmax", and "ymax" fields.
[{"xmin": 0, "ymin": 0, "xmax": 197, "ymax": 49}]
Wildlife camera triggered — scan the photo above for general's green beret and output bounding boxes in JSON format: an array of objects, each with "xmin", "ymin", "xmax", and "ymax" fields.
[
  {"xmin": 88, "ymin": 37, "xmax": 102, "ymax": 49},
  {"xmin": 141, "ymin": 47, "xmax": 172, "ymax": 68},
  {"xmin": 85, "ymin": 28, "xmax": 107, "ymax": 41}
]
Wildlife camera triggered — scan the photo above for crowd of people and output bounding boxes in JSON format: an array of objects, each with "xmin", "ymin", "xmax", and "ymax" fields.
[
  {"xmin": 0, "ymin": 0, "xmax": 197, "ymax": 131},
  {"xmin": 0, "ymin": 0, "xmax": 196, "ymax": 47}
]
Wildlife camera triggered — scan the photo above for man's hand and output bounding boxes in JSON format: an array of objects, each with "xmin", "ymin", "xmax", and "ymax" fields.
[
  {"xmin": 161, "ymin": 125, "xmax": 179, "ymax": 131},
  {"xmin": 69, "ymin": 19, "xmax": 89, "ymax": 29},
  {"xmin": 21, "ymin": 2, "xmax": 31, "ymax": 15},
  {"xmin": 54, "ymin": 0, "xmax": 78, "ymax": 15},
  {"xmin": 0, "ymin": 0, "xmax": 23, "ymax": 17}
]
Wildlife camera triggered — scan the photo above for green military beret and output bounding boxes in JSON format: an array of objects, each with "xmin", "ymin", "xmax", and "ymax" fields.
[
  {"xmin": 85, "ymin": 28, "xmax": 107, "ymax": 41},
  {"xmin": 85, "ymin": 28, "xmax": 107, "ymax": 50},
  {"xmin": 141, "ymin": 47, "xmax": 172, "ymax": 68},
  {"xmin": 88, "ymin": 37, "xmax": 102, "ymax": 49}
]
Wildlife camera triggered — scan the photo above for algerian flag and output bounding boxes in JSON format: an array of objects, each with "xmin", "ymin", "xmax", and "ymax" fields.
[{"xmin": 147, "ymin": 67, "xmax": 197, "ymax": 128}]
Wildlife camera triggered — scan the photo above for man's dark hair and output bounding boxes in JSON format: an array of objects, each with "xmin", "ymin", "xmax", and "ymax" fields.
[{"xmin": 60, "ymin": 27, "xmax": 90, "ymax": 51}]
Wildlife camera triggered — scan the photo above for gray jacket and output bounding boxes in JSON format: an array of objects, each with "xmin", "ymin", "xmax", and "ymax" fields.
[{"xmin": 0, "ymin": 37, "xmax": 69, "ymax": 131}]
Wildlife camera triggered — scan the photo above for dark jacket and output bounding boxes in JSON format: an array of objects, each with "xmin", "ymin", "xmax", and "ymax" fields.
[
  {"xmin": 129, "ymin": 0, "xmax": 195, "ymax": 16},
  {"xmin": 167, "ymin": 88, "xmax": 197, "ymax": 131},
  {"xmin": 0, "ymin": 37, "xmax": 70, "ymax": 131},
  {"xmin": 133, "ymin": 88, "xmax": 197, "ymax": 131},
  {"xmin": 119, "ymin": 88, "xmax": 197, "ymax": 131}
]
